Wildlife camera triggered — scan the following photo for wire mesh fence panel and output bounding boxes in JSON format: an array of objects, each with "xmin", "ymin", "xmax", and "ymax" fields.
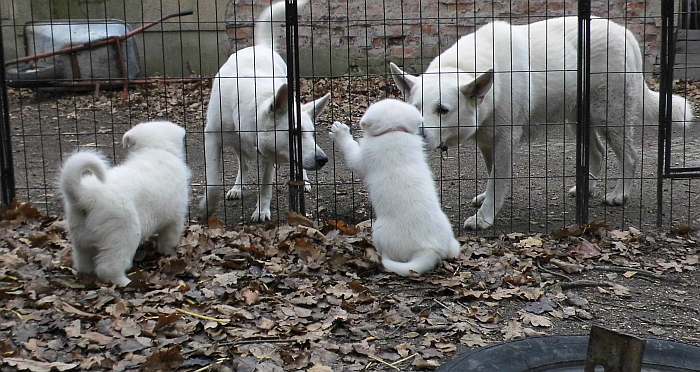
[{"xmin": 1, "ymin": 0, "xmax": 699, "ymax": 234}]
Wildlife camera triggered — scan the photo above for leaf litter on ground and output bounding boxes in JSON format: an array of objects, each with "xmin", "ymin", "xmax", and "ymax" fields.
[{"xmin": 0, "ymin": 203, "xmax": 698, "ymax": 371}]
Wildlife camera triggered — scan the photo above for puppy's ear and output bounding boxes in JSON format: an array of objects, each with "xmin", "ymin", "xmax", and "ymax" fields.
[
  {"xmin": 460, "ymin": 69, "xmax": 494, "ymax": 102},
  {"xmin": 270, "ymin": 83, "xmax": 289, "ymax": 113},
  {"xmin": 389, "ymin": 62, "xmax": 418, "ymax": 98},
  {"xmin": 302, "ymin": 92, "xmax": 331, "ymax": 121},
  {"xmin": 122, "ymin": 132, "xmax": 133, "ymax": 150}
]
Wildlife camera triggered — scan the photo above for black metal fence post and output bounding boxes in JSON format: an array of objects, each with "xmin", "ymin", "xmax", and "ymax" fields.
[
  {"xmin": 285, "ymin": 0, "xmax": 306, "ymax": 215},
  {"xmin": 0, "ymin": 21, "xmax": 15, "ymax": 207},
  {"xmin": 657, "ymin": 0, "xmax": 676, "ymax": 227},
  {"xmin": 576, "ymin": 0, "xmax": 592, "ymax": 226}
]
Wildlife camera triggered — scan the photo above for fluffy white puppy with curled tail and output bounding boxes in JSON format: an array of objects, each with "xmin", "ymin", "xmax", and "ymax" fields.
[
  {"xmin": 330, "ymin": 99, "xmax": 460, "ymax": 276},
  {"xmin": 60, "ymin": 121, "xmax": 190, "ymax": 287}
]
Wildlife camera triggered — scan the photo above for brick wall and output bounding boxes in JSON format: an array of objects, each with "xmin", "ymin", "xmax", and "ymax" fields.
[{"xmin": 225, "ymin": 0, "xmax": 663, "ymax": 76}]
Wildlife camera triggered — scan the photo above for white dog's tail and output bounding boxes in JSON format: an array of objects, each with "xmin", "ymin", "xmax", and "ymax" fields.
[
  {"xmin": 254, "ymin": 0, "xmax": 309, "ymax": 50},
  {"xmin": 60, "ymin": 151, "xmax": 107, "ymax": 207},
  {"xmin": 644, "ymin": 87, "xmax": 695, "ymax": 126},
  {"xmin": 381, "ymin": 251, "xmax": 442, "ymax": 276}
]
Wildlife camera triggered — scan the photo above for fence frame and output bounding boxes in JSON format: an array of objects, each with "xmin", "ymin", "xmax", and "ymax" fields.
[{"xmin": 0, "ymin": 22, "xmax": 15, "ymax": 207}]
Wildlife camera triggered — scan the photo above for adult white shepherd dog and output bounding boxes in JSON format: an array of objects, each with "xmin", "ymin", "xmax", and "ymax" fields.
[
  {"xmin": 390, "ymin": 16, "xmax": 695, "ymax": 230},
  {"xmin": 199, "ymin": 0, "xmax": 330, "ymax": 222}
]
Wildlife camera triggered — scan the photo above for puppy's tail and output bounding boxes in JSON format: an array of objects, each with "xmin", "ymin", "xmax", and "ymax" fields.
[
  {"xmin": 255, "ymin": 0, "xmax": 309, "ymax": 50},
  {"xmin": 644, "ymin": 86, "xmax": 696, "ymax": 127},
  {"xmin": 381, "ymin": 251, "xmax": 442, "ymax": 277},
  {"xmin": 60, "ymin": 151, "xmax": 108, "ymax": 207}
]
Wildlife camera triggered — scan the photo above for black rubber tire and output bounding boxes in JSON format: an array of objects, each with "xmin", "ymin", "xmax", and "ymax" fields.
[{"xmin": 437, "ymin": 336, "xmax": 700, "ymax": 371}]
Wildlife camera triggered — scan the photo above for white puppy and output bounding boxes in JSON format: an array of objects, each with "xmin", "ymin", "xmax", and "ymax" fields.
[
  {"xmin": 60, "ymin": 121, "xmax": 190, "ymax": 287},
  {"xmin": 199, "ymin": 0, "xmax": 330, "ymax": 222},
  {"xmin": 330, "ymin": 99, "xmax": 460, "ymax": 276},
  {"xmin": 390, "ymin": 16, "xmax": 695, "ymax": 230}
]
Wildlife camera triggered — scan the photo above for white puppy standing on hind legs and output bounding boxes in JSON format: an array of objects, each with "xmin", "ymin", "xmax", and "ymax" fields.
[
  {"xmin": 330, "ymin": 99, "xmax": 460, "ymax": 276},
  {"xmin": 60, "ymin": 121, "xmax": 190, "ymax": 287}
]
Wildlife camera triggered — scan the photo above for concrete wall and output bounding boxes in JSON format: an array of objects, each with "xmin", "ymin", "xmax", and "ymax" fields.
[
  {"xmin": 226, "ymin": 0, "xmax": 664, "ymax": 76},
  {"xmin": 1, "ymin": 0, "xmax": 667, "ymax": 78}
]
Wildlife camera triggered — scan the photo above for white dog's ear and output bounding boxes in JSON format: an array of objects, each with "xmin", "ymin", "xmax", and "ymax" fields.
[
  {"xmin": 389, "ymin": 62, "xmax": 417, "ymax": 97},
  {"xmin": 270, "ymin": 83, "xmax": 289, "ymax": 113},
  {"xmin": 302, "ymin": 92, "xmax": 331, "ymax": 120},
  {"xmin": 122, "ymin": 132, "xmax": 133, "ymax": 149},
  {"xmin": 460, "ymin": 69, "xmax": 494, "ymax": 101}
]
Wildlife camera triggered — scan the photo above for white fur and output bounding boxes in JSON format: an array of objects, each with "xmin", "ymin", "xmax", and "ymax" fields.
[
  {"xmin": 60, "ymin": 121, "xmax": 190, "ymax": 287},
  {"xmin": 329, "ymin": 99, "xmax": 460, "ymax": 276},
  {"xmin": 390, "ymin": 16, "xmax": 695, "ymax": 230},
  {"xmin": 199, "ymin": 0, "xmax": 330, "ymax": 222}
]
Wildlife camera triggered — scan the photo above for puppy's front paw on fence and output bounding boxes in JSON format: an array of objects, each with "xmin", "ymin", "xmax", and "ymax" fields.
[{"xmin": 329, "ymin": 121, "xmax": 351, "ymax": 140}]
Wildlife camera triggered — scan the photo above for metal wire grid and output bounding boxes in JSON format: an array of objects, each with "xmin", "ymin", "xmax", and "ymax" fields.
[{"xmin": 0, "ymin": 0, "xmax": 698, "ymax": 234}]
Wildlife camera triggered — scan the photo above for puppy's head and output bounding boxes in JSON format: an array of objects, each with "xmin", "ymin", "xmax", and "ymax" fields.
[
  {"xmin": 389, "ymin": 62, "xmax": 494, "ymax": 151},
  {"xmin": 359, "ymin": 99, "xmax": 422, "ymax": 137},
  {"xmin": 261, "ymin": 82, "xmax": 331, "ymax": 170},
  {"xmin": 122, "ymin": 121, "xmax": 186, "ymax": 158}
]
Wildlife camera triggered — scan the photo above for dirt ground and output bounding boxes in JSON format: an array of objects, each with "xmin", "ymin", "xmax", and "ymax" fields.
[
  {"xmin": 0, "ymin": 202, "xmax": 698, "ymax": 371},
  {"xmin": 7, "ymin": 77, "xmax": 700, "ymax": 238}
]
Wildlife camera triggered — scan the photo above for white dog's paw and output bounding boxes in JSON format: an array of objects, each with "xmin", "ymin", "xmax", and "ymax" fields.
[
  {"xmin": 251, "ymin": 206, "xmax": 271, "ymax": 222},
  {"xmin": 329, "ymin": 121, "xmax": 350, "ymax": 140},
  {"xmin": 226, "ymin": 186, "xmax": 243, "ymax": 200},
  {"xmin": 464, "ymin": 213, "xmax": 493, "ymax": 230},
  {"xmin": 604, "ymin": 191, "xmax": 627, "ymax": 206},
  {"xmin": 304, "ymin": 180, "xmax": 312, "ymax": 193},
  {"xmin": 568, "ymin": 185, "xmax": 596, "ymax": 197},
  {"xmin": 112, "ymin": 276, "xmax": 131, "ymax": 287},
  {"xmin": 471, "ymin": 192, "xmax": 486, "ymax": 207}
]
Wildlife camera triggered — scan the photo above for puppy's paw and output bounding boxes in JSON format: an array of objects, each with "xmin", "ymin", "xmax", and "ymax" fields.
[
  {"xmin": 463, "ymin": 213, "xmax": 493, "ymax": 230},
  {"xmin": 604, "ymin": 191, "xmax": 627, "ymax": 206},
  {"xmin": 251, "ymin": 206, "xmax": 272, "ymax": 222},
  {"xmin": 329, "ymin": 121, "xmax": 351, "ymax": 141},
  {"xmin": 226, "ymin": 186, "xmax": 243, "ymax": 200},
  {"xmin": 304, "ymin": 180, "xmax": 312, "ymax": 193},
  {"xmin": 470, "ymin": 192, "xmax": 486, "ymax": 207}
]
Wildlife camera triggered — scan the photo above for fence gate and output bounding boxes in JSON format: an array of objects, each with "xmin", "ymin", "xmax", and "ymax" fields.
[{"xmin": 658, "ymin": 0, "xmax": 700, "ymax": 226}]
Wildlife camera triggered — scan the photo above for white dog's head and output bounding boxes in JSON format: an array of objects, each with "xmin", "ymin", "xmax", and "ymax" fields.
[
  {"xmin": 359, "ymin": 99, "xmax": 422, "ymax": 137},
  {"xmin": 122, "ymin": 121, "xmax": 186, "ymax": 158},
  {"xmin": 389, "ymin": 62, "xmax": 494, "ymax": 151},
  {"xmin": 262, "ymin": 83, "xmax": 331, "ymax": 170}
]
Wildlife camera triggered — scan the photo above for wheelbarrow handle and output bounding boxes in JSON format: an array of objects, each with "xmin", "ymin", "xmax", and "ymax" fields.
[{"xmin": 125, "ymin": 9, "xmax": 195, "ymax": 38}]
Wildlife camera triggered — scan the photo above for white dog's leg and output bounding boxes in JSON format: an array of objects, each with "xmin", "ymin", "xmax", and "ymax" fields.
[
  {"xmin": 568, "ymin": 132, "xmax": 604, "ymax": 197},
  {"xmin": 604, "ymin": 126, "xmax": 639, "ymax": 206},
  {"xmin": 94, "ymin": 234, "xmax": 138, "ymax": 287},
  {"xmin": 251, "ymin": 160, "xmax": 275, "ymax": 222},
  {"xmin": 72, "ymin": 245, "xmax": 95, "ymax": 274},
  {"xmin": 465, "ymin": 139, "xmax": 512, "ymax": 230},
  {"xmin": 199, "ymin": 129, "xmax": 225, "ymax": 220},
  {"xmin": 303, "ymin": 170, "xmax": 312, "ymax": 193},
  {"xmin": 157, "ymin": 219, "xmax": 185, "ymax": 256},
  {"xmin": 226, "ymin": 158, "xmax": 248, "ymax": 200},
  {"xmin": 472, "ymin": 144, "xmax": 494, "ymax": 207}
]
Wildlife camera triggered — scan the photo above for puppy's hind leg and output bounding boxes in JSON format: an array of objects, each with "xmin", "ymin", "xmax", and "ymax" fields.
[
  {"xmin": 72, "ymin": 244, "xmax": 95, "ymax": 275},
  {"xmin": 157, "ymin": 218, "xmax": 185, "ymax": 256},
  {"xmin": 94, "ymin": 233, "xmax": 139, "ymax": 287}
]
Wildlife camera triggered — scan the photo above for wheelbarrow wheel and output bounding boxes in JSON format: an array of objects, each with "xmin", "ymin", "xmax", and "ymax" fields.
[
  {"xmin": 6, "ymin": 63, "xmax": 61, "ymax": 88},
  {"xmin": 437, "ymin": 336, "xmax": 700, "ymax": 371}
]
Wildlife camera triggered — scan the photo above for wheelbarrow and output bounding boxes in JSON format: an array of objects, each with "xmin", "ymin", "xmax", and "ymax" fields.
[{"xmin": 4, "ymin": 10, "xmax": 196, "ymax": 99}]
